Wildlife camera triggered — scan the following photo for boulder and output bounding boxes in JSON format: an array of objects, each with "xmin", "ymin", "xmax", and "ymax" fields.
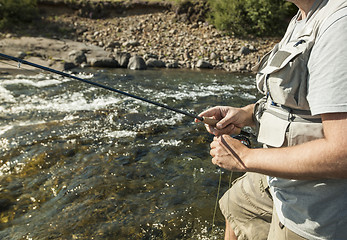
[
  {"xmin": 114, "ymin": 52, "xmax": 131, "ymax": 68},
  {"xmin": 128, "ymin": 56, "xmax": 147, "ymax": 70},
  {"xmin": 196, "ymin": 59, "xmax": 212, "ymax": 69},
  {"xmin": 63, "ymin": 62, "xmax": 77, "ymax": 71},
  {"xmin": 146, "ymin": 58, "xmax": 166, "ymax": 68},
  {"xmin": 166, "ymin": 60, "xmax": 179, "ymax": 68},
  {"xmin": 50, "ymin": 60, "xmax": 76, "ymax": 71},
  {"xmin": 68, "ymin": 50, "xmax": 87, "ymax": 65},
  {"xmin": 90, "ymin": 57, "xmax": 119, "ymax": 68}
]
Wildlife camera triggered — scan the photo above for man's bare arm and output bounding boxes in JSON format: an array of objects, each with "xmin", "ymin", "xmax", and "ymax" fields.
[{"xmin": 244, "ymin": 112, "xmax": 347, "ymax": 179}]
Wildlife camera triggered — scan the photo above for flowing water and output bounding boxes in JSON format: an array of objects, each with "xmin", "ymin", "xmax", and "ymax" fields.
[{"xmin": 0, "ymin": 68, "xmax": 259, "ymax": 239}]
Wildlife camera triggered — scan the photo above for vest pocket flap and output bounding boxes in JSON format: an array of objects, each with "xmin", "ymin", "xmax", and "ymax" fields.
[
  {"xmin": 252, "ymin": 46, "xmax": 274, "ymax": 72},
  {"xmin": 260, "ymin": 49, "xmax": 302, "ymax": 75},
  {"xmin": 288, "ymin": 121, "xmax": 324, "ymax": 146},
  {"xmin": 257, "ymin": 111, "xmax": 290, "ymax": 147}
]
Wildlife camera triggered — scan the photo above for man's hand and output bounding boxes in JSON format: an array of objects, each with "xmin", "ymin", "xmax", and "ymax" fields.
[
  {"xmin": 196, "ymin": 104, "xmax": 255, "ymax": 136},
  {"xmin": 210, "ymin": 135, "xmax": 250, "ymax": 171},
  {"xmin": 211, "ymin": 112, "xmax": 347, "ymax": 179}
]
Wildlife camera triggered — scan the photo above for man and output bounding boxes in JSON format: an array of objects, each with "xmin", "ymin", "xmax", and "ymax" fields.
[{"xmin": 197, "ymin": 0, "xmax": 347, "ymax": 239}]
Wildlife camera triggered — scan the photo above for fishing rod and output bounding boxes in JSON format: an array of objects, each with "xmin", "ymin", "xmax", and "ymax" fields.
[
  {"xmin": 0, "ymin": 52, "xmax": 252, "ymax": 135},
  {"xmin": 0, "ymin": 53, "xmax": 211, "ymax": 121}
]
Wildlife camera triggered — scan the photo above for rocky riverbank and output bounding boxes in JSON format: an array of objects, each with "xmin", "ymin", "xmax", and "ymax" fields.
[{"xmin": 0, "ymin": 0, "xmax": 279, "ymax": 73}]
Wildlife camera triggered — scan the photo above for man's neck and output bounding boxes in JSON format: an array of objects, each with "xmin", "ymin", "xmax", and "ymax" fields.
[{"xmin": 289, "ymin": 0, "xmax": 317, "ymax": 19}]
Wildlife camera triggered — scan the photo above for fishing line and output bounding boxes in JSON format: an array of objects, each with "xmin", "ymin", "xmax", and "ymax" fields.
[
  {"xmin": 211, "ymin": 169, "xmax": 234, "ymax": 234},
  {"xmin": 211, "ymin": 168, "xmax": 222, "ymax": 234},
  {"xmin": 211, "ymin": 136, "xmax": 250, "ymax": 234}
]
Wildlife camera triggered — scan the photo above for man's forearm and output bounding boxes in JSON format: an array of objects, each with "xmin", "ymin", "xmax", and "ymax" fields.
[
  {"xmin": 245, "ymin": 135, "xmax": 347, "ymax": 180},
  {"xmin": 241, "ymin": 112, "xmax": 347, "ymax": 180}
]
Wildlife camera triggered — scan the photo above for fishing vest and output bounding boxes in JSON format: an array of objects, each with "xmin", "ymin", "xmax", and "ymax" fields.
[{"xmin": 253, "ymin": 0, "xmax": 347, "ymax": 148}]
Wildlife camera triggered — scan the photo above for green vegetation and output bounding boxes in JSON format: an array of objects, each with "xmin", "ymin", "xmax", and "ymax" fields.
[
  {"xmin": 207, "ymin": 0, "xmax": 297, "ymax": 37},
  {"xmin": 0, "ymin": 0, "xmax": 38, "ymax": 30}
]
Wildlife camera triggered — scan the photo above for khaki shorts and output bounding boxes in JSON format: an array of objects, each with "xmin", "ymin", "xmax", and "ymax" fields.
[{"xmin": 219, "ymin": 172, "xmax": 307, "ymax": 240}]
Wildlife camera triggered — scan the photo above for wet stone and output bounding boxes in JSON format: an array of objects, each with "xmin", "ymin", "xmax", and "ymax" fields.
[{"xmin": 127, "ymin": 55, "xmax": 147, "ymax": 70}]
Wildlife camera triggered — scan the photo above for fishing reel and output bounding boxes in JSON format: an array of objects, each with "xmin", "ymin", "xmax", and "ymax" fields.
[
  {"xmin": 233, "ymin": 134, "xmax": 252, "ymax": 148},
  {"xmin": 232, "ymin": 129, "xmax": 254, "ymax": 148}
]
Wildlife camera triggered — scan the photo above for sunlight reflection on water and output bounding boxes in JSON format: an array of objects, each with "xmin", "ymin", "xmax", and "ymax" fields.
[{"xmin": 0, "ymin": 68, "xmax": 257, "ymax": 239}]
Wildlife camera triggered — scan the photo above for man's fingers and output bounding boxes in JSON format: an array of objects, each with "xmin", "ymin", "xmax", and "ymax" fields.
[
  {"xmin": 216, "ymin": 112, "xmax": 237, "ymax": 129},
  {"xmin": 210, "ymin": 137, "xmax": 219, "ymax": 148},
  {"xmin": 199, "ymin": 107, "xmax": 220, "ymax": 118}
]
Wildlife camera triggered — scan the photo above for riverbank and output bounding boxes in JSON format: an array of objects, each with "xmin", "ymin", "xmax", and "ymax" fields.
[{"xmin": 0, "ymin": 0, "xmax": 279, "ymax": 73}]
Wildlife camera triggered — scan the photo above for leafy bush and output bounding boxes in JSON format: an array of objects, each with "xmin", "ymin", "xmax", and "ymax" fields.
[
  {"xmin": 208, "ymin": 0, "xmax": 297, "ymax": 37},
  {"xmin": 0, "ymin": 0, "xmax": 38, "ymax": 29}
]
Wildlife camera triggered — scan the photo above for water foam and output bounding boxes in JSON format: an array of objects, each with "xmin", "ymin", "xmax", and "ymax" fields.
[
  {"xmin": 106, "ymin": 130, "xmax": 137, "ymax": 138},
  {"xmin": 151, "ymin": 139, "xmax": 182, "ymax": 147},
  {"xmin": 1, "ymin": 78, "xmax": 63, "ymax": 88},
  {"xmin": 0, "ymin": 85, "xmax": 16, "ymax": 103},
  {"xmin": 9, "ymin": 94, "xmax": 122, "ymax": 113}
]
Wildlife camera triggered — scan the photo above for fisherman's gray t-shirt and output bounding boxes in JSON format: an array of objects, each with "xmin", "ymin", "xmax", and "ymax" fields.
[
  {"xmin": 307, "ymin": 8, "xmax": 347, "ymax": 115},
  {"xmin": 269, "ymin": 6, "xmax": 347, "ymax": 240}
]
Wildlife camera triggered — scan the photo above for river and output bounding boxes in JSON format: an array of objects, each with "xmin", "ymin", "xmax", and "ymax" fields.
[{"xmin": 0, "ymin": 68, "xmax": 259, "ymax": 239}]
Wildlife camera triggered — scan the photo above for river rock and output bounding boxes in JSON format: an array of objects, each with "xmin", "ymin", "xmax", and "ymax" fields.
[
  {"xmin": 239, "ymin": 46, "xmax": 251, "ymax": 56},
  {"xmin": 114, "ymin": 52, "xmax": 131, "ymax": 68},
  {"xmin": 165, "ymin": 60, "xmax": 179, "ymax": 68},
  {"xmin": 51, "ymin": 60, "xmax": 76, "ymax": 71},
  {"xmin": 123, "ymin": 40, "xmax": 141, "ymax": 48},
  {"xmin": 90, "ymin": 57, "xmax": 119, "ymax": 68},
  {"xmin": 68, "ymin": 50, "xmax": 87, "ymax": 65},
  {"xmin": 210, "ymin": 52, "xmax": 218, "ymax": 60},
  {"xmin": 196, "ymin": 59, "xmax": 212, "ymax": 69},
  {"xmin": 128, "ymin": 56, "xmax": 147, "ymax": 70},
  {"xmin": 146, "ymin": 58, "xmax": 166, "ymax": 68},
  {"xmin": 63, "ymin": 62, "xmax": 77, "ymax": 70},
  {"xmin": 143, "ymin": 53, "xmax": 159, "ymax": 60},
  {"xmin": 105, "ymin": 41, "xmax": 121, "ymax": 49},
  {"xmin": 17, "ymin": 51, "xmax": 27, "ymax": 59}
]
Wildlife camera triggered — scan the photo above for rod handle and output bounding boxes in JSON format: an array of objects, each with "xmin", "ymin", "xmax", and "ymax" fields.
[
  {"xmin": 202, "ymin": 117, "xmax": 242, "ymax": 135},
  {"xmin": 202, "ymin": 117, "xmax": 219, "ymax": 126}
]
